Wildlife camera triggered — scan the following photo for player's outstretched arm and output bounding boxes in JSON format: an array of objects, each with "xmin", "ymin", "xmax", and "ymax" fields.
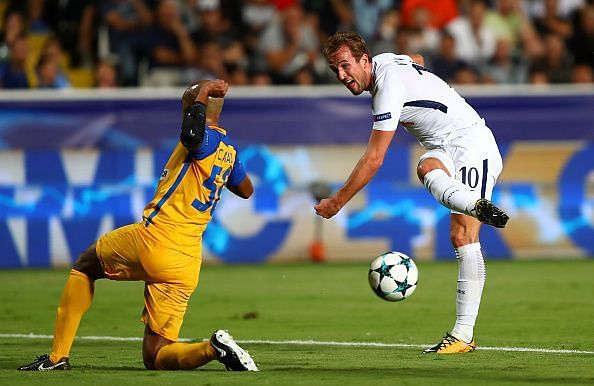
[{"xmin": 314, "ymin": 129, "xmax": 395, "ymax": 219}]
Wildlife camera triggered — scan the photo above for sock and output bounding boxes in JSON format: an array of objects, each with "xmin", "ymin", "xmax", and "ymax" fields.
[
  {"xmin": 451, "ymin": 243, "xmax": 486, "ymax": 343},
  {"xmin": 50, "ymin": 269, "xmax": 94, "ymax": 362},
  {"xmin": 155, "ymin": 341, "xmax": 217, "ymax": 370},
  {"xmin": 423, "ymin": 169, "xmax": 478, "ymax": 216}
]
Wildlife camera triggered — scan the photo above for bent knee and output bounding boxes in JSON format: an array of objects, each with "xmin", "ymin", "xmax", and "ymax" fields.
[
  {"xmin": 451, "ymin": 235, "xmax": 472, "ymax": 248},
  {"xmin": 142, "ymin": 326, "xmax": 172, "ymax": 370},
  {"xmin": 142, "ymin": 341, "xmax": 161, "ymax": 370},
  {"xmin": 72, "ymin": 244, "xmax": 105, "ymax": 279},
  {"xmin": 143, "ymin": 353, "xmax": 157, "ymax": 370},
  {"xmin": 416, "ymin": 163, "xmax": 431, "ymax": 182},
  {"xmin": 417, "ymin": 158, "xmax": 448, "ymax": 182},
  {"xmin": 450, "ymin": 229, "xmax": 478, "ymax": 248}
]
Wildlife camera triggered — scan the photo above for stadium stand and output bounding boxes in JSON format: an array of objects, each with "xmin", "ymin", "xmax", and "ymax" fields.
[{"xmin": 0, "ymin": 0, "xmax": 592, "ymax": 89}]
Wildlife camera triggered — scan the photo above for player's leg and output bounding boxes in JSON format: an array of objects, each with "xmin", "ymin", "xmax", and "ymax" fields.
[
  {"xmin": 17, "ymin": 244, "xmax": 103, "ymax": 371},
  {"xmin": 418, "ymin": 155, "xmax": 508, "ymax": 228},
  {"xmin": 450, "ymin": 214, "xmax": 484, "ymax": 344},
  {"xmin": 424, "ymin": 214, "xmax": 485, "ymax": 353},
  {"xmin": 143, "ymin": 325, "xmax": 217, "ymax": 370},
  {"xmin": 50, "ymin": 244, "xmax": 104, "ymax": 362},
  {"xmin": 424, "ymin": 139, "xmax": 501, "ymax": 353},
  {"xmin": 418, "ymin": 156, "xmax": 476, "ymax": 215},
  {"xmin": 141, "ymin": 278, "xmax": 218, "ymax": 371},
  {"xmin": 144, "ymin": 324, "xmax": 258, "ymax": 371},
  {"xmin": 19, "ymin": 224, "xmax": 149, "ymax": 371},
  {"xmin": 141, "ymin": 248, "xmax": 257, "ymax": 371}
]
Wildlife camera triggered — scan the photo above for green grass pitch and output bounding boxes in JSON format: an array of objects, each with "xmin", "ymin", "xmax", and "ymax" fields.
[{"xmin": 1, "ymin": 259, "xmax": 593, "ymax": 385}]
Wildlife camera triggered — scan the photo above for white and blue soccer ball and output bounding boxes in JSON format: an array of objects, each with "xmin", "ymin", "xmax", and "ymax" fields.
[{"xmin": 368, "ymin": 251, "xmax": 418, "ymax": 302}]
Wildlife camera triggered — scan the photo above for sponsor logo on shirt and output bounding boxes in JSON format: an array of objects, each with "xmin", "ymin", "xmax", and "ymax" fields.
[{"xmin": 373, "ymin": 112, "xmax": 392, "ymax": 122}]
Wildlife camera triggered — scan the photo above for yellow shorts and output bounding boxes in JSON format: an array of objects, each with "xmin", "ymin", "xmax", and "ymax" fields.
[{"xmin": 96, "ymin": 223, "xmax": 202, "ymax": 342}]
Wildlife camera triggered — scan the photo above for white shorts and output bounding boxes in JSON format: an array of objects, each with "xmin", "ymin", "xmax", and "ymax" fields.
[{"xmin": 418, "ymin": 125, "xmax": 503, "ymax": 213}]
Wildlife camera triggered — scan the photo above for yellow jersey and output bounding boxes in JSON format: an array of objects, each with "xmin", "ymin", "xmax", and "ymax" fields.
[{"xmin": 141, "ymin": 125, "xmax": 246, "ymax": 257}]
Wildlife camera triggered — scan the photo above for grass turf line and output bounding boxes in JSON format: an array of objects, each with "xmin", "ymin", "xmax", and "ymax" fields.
[
  {"xmin": 2, "ymin": 333, "xmax": 594, "ymax": 355},
  {"xmin": 1, "ymin": 259, "xmax": 593, "ymax": 385}
]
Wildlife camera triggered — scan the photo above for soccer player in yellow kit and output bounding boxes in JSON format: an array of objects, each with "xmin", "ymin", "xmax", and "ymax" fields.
[{"xmin": 18, "ymin": 79, "xmax": 258, "ymax": 372}]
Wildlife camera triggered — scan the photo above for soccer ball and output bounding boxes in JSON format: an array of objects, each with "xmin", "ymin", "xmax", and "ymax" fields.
[{"xmin": 368, "ymin": 251, "xmax": 418, "ymax": 302}]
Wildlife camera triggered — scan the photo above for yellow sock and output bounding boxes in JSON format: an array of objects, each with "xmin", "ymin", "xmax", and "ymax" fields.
[
  {"xmin": 49, "ymin": 269, "xmax": 94, "ymax": 363},
  {"xmin": 155, "ymin": 341, "xmax": 217, "ymax": 370}
]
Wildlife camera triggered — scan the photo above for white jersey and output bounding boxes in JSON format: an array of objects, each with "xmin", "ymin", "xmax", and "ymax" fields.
[{"xmin": 371, "ymin": 53, "xmax": 484, "ymax": 149}]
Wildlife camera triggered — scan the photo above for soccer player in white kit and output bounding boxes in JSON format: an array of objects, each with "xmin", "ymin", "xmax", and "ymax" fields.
[{"xmin": 315, "ymin": 31, "xmax": 509, "ymax": 354}]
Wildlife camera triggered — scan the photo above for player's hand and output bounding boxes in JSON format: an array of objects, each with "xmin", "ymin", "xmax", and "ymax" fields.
[
  {"xmin": 314, "ymin": 197, "xmax": 342, "ymax": 219},
  {"xmin": 204, "ymin": 79, "xmax": 229, "ymax": 98}
]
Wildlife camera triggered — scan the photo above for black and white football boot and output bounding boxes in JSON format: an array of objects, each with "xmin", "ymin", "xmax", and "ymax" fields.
[
  {"xmin": 17, "ymin": 354, "xmax": 71, "ymax": 371},
  {"xmin": 210, "ymin": 330, "xmax": 258, "ymax": 371},
  {"xmin": 474, "ymin": 198, "xmax": 509, "ymax": 228}
]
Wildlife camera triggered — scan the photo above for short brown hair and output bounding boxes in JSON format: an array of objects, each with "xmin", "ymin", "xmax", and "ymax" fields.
[{"xmin": 322, "ymin": 31, "xmax": 370, "ymax": 61}]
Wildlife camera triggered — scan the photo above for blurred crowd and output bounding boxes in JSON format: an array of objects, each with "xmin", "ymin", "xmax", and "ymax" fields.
[{"xmin": 0, "ymin": 0, "xmax": 593, "ymax": 89}]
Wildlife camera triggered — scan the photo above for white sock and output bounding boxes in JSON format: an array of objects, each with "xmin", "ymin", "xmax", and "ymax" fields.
[
  {"xmin": 451, "ymin": 242, "xmax": 486, "ymax": 343},
  {"xmin": 423, "ymin": 169, "xmax": 478, "ymax": 216}
]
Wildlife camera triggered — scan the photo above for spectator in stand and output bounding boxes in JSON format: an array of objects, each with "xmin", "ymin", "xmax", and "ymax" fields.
[
  {"xmin": 241, "ymin": 0, "xmax": 278, "ymax": 58},
  {"xmin": 146, "ymin": 0, "xmax": 197, "ymax": 69},
  {"xmin": 40, "ymin": 0, "xmax": 97, "ymax": 68},
  {"xmin": 393, "ymin": 26, "xmax": 412, "ymax": 56},
  {"xmin": 23, "ymin": 0, "xmax": 49, "ymax": 32},
  {"xmin": 94, "ymin": 59, "xmax": 119, "ymax": 88},
  {"xmin": 182, "ymin": 38, "xmax": 247, "ymax": 85},
  {"xmin": 454, "ymin": 66, "xmax": 480, "ymax": 84},
  {"xmin": 484, "ymin": 0, "xmax": 544, "ymax": 60},
  {"xmin": 528, "ymin": 68, "xmax": 549, "ymax": 84},
  {"xmin": 446, "ymin": 0, "xmax": 497, "ymax": 68},
  {"xmin": 192, "ymin": 0, "xmax": 239, "ymax": 49},
  {"xmin": 35, "ymin": 36, "xmax": 72, "ymax": 87},
  {"xmin": 524, "ymin": 0, "xmax": 585, "ymax": 20},
  {"xmin": 406, "ymin": 6, "xmax": 440, "ymax": 56},
  {"xmin": 303, "ymin": 0, "xmax": 353, "ymax": 42},
  {"xmin": 36, "ymin": 54, "xmax": 71, "ymax": 88},
  {"xmin": 400, "ymin": 0, "xmax": 458, "ymax": 29},
  {"xmin": 249, "ymin": 70, "xmax": 273, "ymax": 85},
  {"xmin": 0, "ymin": 34, "xmax": 30, "ymax": 88},
  {"xmin": 370, "ymin": 8, "xmax": 400, "ymax": 54},
  {"xmin": 39, "ymin": 36, "xmax": 68, "ymax": 69},
  {"xmin": 351, "ymin": 0, "xmax": 398, "ymax": 41},
  {"xmin": 186, "ymin": 39, "xmax": 226, "ymax": 81},
  {"xmin": 0, "ymin": 10, "xmax": 26, "ymax": 63},
  {"xmin": 101, "ymin": 0, "xmax": 153, "ymax": 86},
  {"xmin": 427, "ymin": 30, "xmax": 475, "ymax": 84},
  {"xmin": 571, "ymin": 63, "xmax": 594, "ymax": 83},
  {"xmin": 528, "ymin": 33, "xmax": 573, "ymax": 83},
  {"xmin": 534, "ymin": 0, "xmax": 574, "ymax": 39},
  {"xmin": 256, "ymin": 3, "xmax": 325, "ymax": 84},
  {"xmin": 569, "ymin": 4, "xmax": 594, "ymax": 68},
  {"xmin": 482, "ymin": 38, "xmax": 528, "ymax": 83},
  {"xmin": 171, "ymin": 0, "xmax": 201, "ymax": 34},
  {"xmin": 191, "ymin": 0, "xmax": 247, "ymax": 83}
]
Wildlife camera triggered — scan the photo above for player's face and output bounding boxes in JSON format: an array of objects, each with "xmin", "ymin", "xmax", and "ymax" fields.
[{"xmin": 328, "ymin": 45, "xmax": 371, "ymax": 95}]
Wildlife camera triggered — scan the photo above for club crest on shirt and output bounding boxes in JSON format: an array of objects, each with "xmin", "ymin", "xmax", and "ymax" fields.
[
  {"xmin": 374, "ymin": 112, "xmax": 392, "ymax": 122},
  {"xmin": 160, "ymin": 169, "xmax": 169, "ymax": 181}
]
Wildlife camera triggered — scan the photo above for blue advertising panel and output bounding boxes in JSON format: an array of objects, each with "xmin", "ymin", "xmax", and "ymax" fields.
[{"xmin": 0, "ymin": 87, "xmax": 592, "ymax": 266}]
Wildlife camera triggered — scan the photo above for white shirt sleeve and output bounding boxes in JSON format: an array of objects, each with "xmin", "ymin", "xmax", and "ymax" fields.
[{"xmin": 371, "ymin": 65, "xmax": 407, "ymax": 132}]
